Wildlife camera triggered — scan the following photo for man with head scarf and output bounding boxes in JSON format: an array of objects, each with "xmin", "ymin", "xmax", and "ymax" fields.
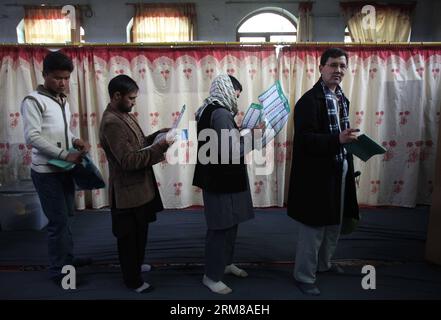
[{"xmin": 193, "ymin": 74, "xmax": 261, "ymax": 294}]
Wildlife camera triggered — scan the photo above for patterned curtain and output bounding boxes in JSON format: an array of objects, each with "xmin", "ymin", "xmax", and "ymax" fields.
[
  {"xmin": 0, "ymin": 45, "xmax": 439, "ymax": 209},
  {"xmin": 340, "ymin": 2, "xmax": 414, "ymax": 42},
  {"xmin": 0, "ymin": 45, "xmax": 281, "ymax": 209},
  {"xmin": 280, "ymin": 45, "xmax": 440, "ymax": 207},
  {"xmin": 133, "ymin": 3, "xmax": 196, "ymax": 42}
]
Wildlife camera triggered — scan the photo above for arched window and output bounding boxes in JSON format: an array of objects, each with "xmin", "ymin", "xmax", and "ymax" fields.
[{"xmin": 236, "ymin": 8, "xmax": 297, "ymax": 42}]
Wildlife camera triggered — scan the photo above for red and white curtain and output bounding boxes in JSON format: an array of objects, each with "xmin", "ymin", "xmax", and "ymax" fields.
[
  {"xmin": 0, "ymin": 45, "xmax": 439, "ymax": 209},
  {"xmin": 280, "ymin": 46, "xmax": 440, "ymax": 207}
]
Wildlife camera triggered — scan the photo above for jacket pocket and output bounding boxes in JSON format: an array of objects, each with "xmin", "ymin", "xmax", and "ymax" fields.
[{"xmin": 120, "ymin": 170, "xmax": 146, "ymax": 186}]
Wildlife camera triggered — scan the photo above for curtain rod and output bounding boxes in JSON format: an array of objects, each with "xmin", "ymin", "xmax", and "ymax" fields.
[
  {"xmin": 3, "ymin": 3, "xmax": 83, "ymax": 7},
  {"xmin": 1, "ymin": 42, "xmax": 441, "ymax": 48},
  {"xmin": 125, "ymin": 2, "xmax": 195, "ymax": 4},
  {"xmin": 225, "ymin": 1, "xmax": 313, "ymax": 3},
  {"xmin": 125, "ymin": 1, "xmax": 315, "ymax": 3}
]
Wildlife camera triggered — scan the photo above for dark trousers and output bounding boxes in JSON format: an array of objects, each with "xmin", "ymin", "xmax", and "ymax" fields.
[
  {"xmin": 111, "ymin": 208, "xmax": 150, "ymax": 289},
  {"xmin": 205, "ymin": 224, "xmax": 238, "ymax": 282},
  {"xmin": 31, "ymin": 169, "xmax": 75, "ymax": 278}
]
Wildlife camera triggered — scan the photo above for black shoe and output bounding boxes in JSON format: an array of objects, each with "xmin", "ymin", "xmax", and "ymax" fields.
[
  {"xmin": 50, "ymin": 274, "xmax": 64, "ymax": 286},
  {"xmin": 318, "ymin": 264, "xmax": 345, "ymax": 274},
  {"xmin": 295, "ymin": 281, "xmax": 321, "ymax": 296},
  {"xmin": 71, "ymin": 257, "xmax": 93, "ymax": 268}
]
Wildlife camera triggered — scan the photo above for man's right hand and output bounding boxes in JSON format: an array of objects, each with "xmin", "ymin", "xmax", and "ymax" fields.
[
  {"xmin": 339, "ymin": 128, "xmax": 359, "ymax": 144},
  {"xmin": 66, "ymin": 151, "xmax": 84, "ymax": 164},
  {"xmin": 165, "ymin": 129, "xmax": 178, "ymax": 145}
]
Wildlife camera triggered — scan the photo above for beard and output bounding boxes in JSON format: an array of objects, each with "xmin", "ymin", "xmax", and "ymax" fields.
[{"xmin": 118, "ymin": 102, "xmax": 132, "ymax": 113}]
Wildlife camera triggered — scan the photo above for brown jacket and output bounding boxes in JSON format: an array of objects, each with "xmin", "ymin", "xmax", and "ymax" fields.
[{"xmin": 99, "ymin": 107, "xmax": 169, "ymax": 209}]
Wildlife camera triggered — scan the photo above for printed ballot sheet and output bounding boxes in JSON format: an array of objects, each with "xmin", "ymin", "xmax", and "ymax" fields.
[
  {"xmin": 138, "ymin": 105, "xmax": 186, "ymax": 152},
  {"xmin": 258, "ymin": 81, "xmax": 290, "ymax": 147},
  {"xmin": 241, "ymin": 103, "xmax": 263, "ymax": 129},
  {"xmin": 172, "ymin": 104, "xmax": 186, "ymax": 129}
]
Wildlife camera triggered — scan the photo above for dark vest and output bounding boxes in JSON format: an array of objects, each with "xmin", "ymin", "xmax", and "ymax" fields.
[{"xmin": 192, "ymin": 103, "xmax": 248, "ymax": 193}]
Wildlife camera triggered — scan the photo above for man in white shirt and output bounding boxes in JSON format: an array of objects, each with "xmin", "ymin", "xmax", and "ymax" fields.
[{"xmin": 21, "ymin": 51, "xmax": 92, "ymax": 285}]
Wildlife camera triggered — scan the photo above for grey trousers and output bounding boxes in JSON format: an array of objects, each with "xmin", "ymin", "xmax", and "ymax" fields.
[
  {"xmin": 294, "ymin": 159, "xmax": 348, "ymax": 284},
  {"xmin": 205, "ymin": 224, "xmax": 238, "ymax": 282}
]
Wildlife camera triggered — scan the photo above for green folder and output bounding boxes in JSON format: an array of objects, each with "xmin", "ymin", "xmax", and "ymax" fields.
[
  {"xmin": 47, "ymin": 158, "xmax": 76, "ymax": 170},
  {"xmin": 345, "ymin": 134, "xmax": 387, "ymax": 162},
  {"xmin": 48, "ymin": 148, "xmax": 77, "ymax": 170}
]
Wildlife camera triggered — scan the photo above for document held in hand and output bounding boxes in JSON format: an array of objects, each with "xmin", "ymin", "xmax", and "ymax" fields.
[
  {"xmin": 344, "ymin": 133, "xmax": 387, "ymax": 162},
  {"xmin": 48, "ymin": 158, "xmax": 76, "ymax": 170},
  {"xmin": 240, "ymin": 82, "xmax": 290, "ymax": 148},
  {"xmin": 241, "ymin": 103, "xmax": 263, "ymax": 129},
  {"xmin": 137, "ymin": 105, "xmax": 185, "ymax": 153},
  {"xmin": 48, "ymin": 148, "xmax": 77, "ymax": 170},
  {"xmin": 172, "ymin": 104, "xmax": 186, "ymax": 129},
  {"xmin": 48, "ymin": 151, "xmax": 105, "ymax": 190},
  {"xmin": 258, "ymin": 81, "xmax": 291, "ymax": 147}
]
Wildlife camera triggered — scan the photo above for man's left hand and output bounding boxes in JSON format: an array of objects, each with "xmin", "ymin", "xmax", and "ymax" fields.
[{"xmin": 73, "ymin": 139, "xmax": 91, "ymax": 153}]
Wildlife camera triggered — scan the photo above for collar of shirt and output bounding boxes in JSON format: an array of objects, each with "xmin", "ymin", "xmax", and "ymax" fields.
[{"xmin": 36, "ymin": 85, "xmax": 67, "ymax": 104}]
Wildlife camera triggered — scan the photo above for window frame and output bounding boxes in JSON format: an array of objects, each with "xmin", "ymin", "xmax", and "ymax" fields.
[
  {"xmin": 17, "ymin": 6, "xmax": 84, "ymax": 44},
  {"xmin": 236, "ymin": 8, "xmax": 297, "ymax": 42}
]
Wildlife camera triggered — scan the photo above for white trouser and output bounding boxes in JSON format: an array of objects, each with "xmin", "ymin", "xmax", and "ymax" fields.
[{"xmin": 294, "ymin": 159, "xmax": 348, "ymax": 284}]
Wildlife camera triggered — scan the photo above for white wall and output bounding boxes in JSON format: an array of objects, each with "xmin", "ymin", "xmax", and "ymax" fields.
[{"xmin": 0, "ymin": 0, "xmax": 439, "ymax": 43}]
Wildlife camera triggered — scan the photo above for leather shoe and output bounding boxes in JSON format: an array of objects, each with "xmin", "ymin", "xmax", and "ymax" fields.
[
  {"xmin": 318, "ymin": 264, "xmax": 345, "ymax": 274},
  {"xmin": 295, "ymin": 281, "xmax": 321, "ymax": 296},
  {"xmin": 50, "ymin": 274, "xmax": 64, "ymax": 286}
]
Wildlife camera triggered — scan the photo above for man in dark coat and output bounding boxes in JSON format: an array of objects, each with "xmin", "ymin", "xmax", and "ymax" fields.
[
  {"xmin": 99, "ymin": 75, "xmax": 172, "ymax": 293},
  {"xmin": 287, "ymin": 48, "xmax": 360, "ymax": 296}
]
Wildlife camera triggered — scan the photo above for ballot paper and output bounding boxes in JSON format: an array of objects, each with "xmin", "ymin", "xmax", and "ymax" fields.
[
  {"xmin": 138, "ymin": 132, "xmax": 168, "ymax": 152},
  {"xmin": 242, "ymin": 103, "xmax": 263, "ymax": 129},
  {"xmin": 138, "ymin": 129, "xmax": 181, "ymax": 152},
  {"xmin": 172, "ymin": 105, "xmax": 186, "ymax": 129},
  {"xmin": 49, "ymin": 151, "xmax": 105, "ymax": 190},
  {"xmin": 137, "ymin": 105, "xmax": 185, "ymax": 153},
  {"xmin": 258, "ymin": 81, "xmax": 291, "ymax": 147},
  {"xmin": 48, "ymin": 158, "xmax": 76, "ymax": 170},
  {"xmin": 48, "ymin": 148, "xmax": 77, "ymax": 170}
]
